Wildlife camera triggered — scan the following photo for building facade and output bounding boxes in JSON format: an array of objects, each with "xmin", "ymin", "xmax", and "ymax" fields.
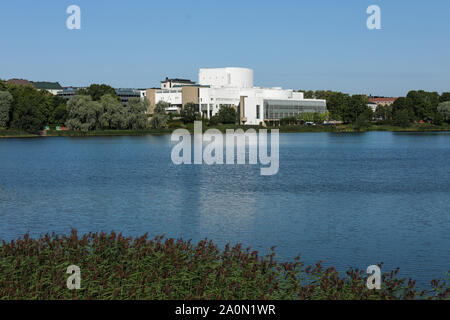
[
  {"xmin": 197, "ymin": 67, "xmax": 327, "ymax": 125},
  {"xmin": 146, "ymin": 77, "xmax": 203, "ymax": 114}
]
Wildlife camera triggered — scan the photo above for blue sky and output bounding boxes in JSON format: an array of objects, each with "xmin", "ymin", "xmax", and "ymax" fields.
[{"xmin": 1, "ymin": 0, "xmax": 449, "ymax": 96}]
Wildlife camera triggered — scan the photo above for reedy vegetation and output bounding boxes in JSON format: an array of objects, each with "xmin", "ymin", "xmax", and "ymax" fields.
[{"xmin": 0, "ymin": 230, "xmax": 448, "ymax": 300}]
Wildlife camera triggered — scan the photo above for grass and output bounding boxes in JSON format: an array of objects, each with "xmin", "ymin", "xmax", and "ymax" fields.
[
  {"xmin": 0, "ymin": 129, "xmax": 39, "ymax": 138},
  {"xmin": 0, "ymin": 231, "xmax": 448, "ymax": 300}
]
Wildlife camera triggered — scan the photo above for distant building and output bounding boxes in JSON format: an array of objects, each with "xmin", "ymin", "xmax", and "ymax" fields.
[
  {"xmin": 367, "ymin": 102, "xmax": 378, "ymax": 112},
  {"xmin": 57, "ymin": 87, "xmax": 146, "ymax": 105},
  {"xmin": 145, "ymin": 68, "xmax": 327, "ymax": 124},
  {"xmin": 198, "ymin": 67, "xmax": 326, "ymax": 125},
  {"xmin": 160, "ymin": 77, "xmax": 196, "ymax": 89},
  {"xmin": 57, "ymin": 87, "xmax": 85, "ymax": 100},
  {"xmin": 32, "ymin": 82, "xmax": 63, "ymax": 95},
  {"xmin": 146, "ymin": 77, "xmax": 204, "ymax": 114},
  {"xmin": 369, "ymin": 97, "xmax": 397, "ymax": 106},
  {"xmin": 7, "ymin": 79, "xmax": 63, "ymax": 95},
  {"xmin": 115, "ymin": 88, "xmax": 147, "ymax": 105}
]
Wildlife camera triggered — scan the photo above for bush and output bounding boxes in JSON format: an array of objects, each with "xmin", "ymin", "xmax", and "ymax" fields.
[{"xmin": 0, "ymin": 231, "xmax": 448, "ymax": 300}]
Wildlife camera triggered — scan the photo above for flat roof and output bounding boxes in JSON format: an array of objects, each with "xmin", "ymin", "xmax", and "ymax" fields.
[{"xmin": 161, "ymin": 78, "xmax": 195, "ymax": 83}]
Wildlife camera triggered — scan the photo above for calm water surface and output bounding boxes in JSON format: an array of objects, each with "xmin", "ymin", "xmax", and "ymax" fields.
[{"xmin": 0, "ymin": 132, "xmax": 449, "ymax": 287}]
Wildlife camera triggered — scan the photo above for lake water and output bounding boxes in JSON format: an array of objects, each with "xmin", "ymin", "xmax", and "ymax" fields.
[{"xmin": 0, "ymin": 132, "xmax": 449, "ymax": 288}]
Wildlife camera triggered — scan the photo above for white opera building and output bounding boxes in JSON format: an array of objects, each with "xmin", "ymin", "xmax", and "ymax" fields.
[{"xmin": 198, "ymin": 67, "xmax": 327, "ymax": 125}]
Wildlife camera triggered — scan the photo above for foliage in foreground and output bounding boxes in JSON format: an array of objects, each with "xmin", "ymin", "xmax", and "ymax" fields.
[{"xmin": 0, "ymin": 231, "xmax": 448, "ymax": 300}]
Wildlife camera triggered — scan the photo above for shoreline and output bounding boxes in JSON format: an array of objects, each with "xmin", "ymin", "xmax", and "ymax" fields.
[{"xmin": 1, "ymin": 124, "xmax": 450, "ymax": 138}]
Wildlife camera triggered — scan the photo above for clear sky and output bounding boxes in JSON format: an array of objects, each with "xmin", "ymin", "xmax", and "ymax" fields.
[{"xmin": 1, "ymin": 0, "xmax": 449, "ymax": 96}]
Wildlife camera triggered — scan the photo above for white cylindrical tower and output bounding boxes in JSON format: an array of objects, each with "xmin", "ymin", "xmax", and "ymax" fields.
[{"xmin": 199, "ymin": 67, "xmax": 254, "ymax": 88}]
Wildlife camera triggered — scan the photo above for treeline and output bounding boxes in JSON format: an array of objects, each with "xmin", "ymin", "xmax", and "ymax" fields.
[
  {"xmin": 0, "ymin": 80, "xmax": 68, "ymax": 132},
  {"xmin": 66, "ymin": 93, "xmax": 148, "ymax": 132},
  {"xmin": 299, "ymin": 90, "xmax": 450, "ymax": 127},
  {"xmin": 0, "ymin": 81, "xmax": 150, "ymax": 133}
]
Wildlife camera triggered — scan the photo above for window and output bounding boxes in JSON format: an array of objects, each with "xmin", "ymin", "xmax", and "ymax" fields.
[{"xmin": 256, "ymin": 105, "xmax": 260, "ymax": 119}]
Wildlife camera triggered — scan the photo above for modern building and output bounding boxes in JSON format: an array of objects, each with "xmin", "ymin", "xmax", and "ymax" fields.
[
  {"xmin": 197, "ymin": 67, "xmax": 327, "ymax": 125},
  {"xmin": 146, "ymin": 77, "xmax": 205, "ymax": 114},
  {"xmin": 144, "ymin": 68, "xmax": 327, "ymax": 123},
  {"xmin": 57, "ymin": 87, "xmax": 146, "ymax": 105},
  {"xmin": 115, "ymin": 88, "xmax": 147, "ymax": 105},
  {"xmin": 161, "ymin": 77, "xmax": 196, "ymax": 89},
  {"xmin": 57, "ymin": 87, "xmax": 83, "ymax": 100}
]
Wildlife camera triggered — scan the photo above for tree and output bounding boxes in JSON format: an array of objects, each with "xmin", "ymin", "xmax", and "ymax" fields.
[
  {"xmin": 298, "ymin": 90, "xmax": 315, "ymax": 99},
  {"xmin": 126, "ymin": 98, "xmax": 149, "ymax": 130},
  {"xmin": 300, "ymin": 112, "xmax": 314, "ymax": 122},
  {"xmin": 180, "ymin": 102, "xmax": 197, "ymax": 123},
  {"xmin": 392, "ymin": 97, "xmax": 414, "ymax": 125},
  {"xmin": 437, "ymin": 101, "xmax": 450, "ymax": 123},
  {"xmin": 354, "ymin": 109, "xmax": 373, "ymax": 130},
  {"xmin": 314, "ymin": 90, "xmax": 350, "ymax": 121},
  {"xmin": 0, "ymin": 91, "xmax": 13, "ymax": 128},
  {"xmin": 375, "ymin": 105, "xmax": 392, "ymax": 120},
  {"xmin": 213, "ymin": 105, "xmax": 237, "ymax": 124},
  {"xmin": 52, "ymin": 104, "xmax": 68, "ymax": 126},
  {"xmin": 98, "ymin": 94, "xmax": 126, "ymax": 129},
  {"xmin": 78, "ymin": 84, "xmax": 118, "ymax": 101},
  {"xmin": 440, "ymin": 92, "xmax": 450, "ymax": 103},
  {"xmin": 341, "ymin": 95, "xmax": 370, "ymax": 123},
  {"xmin": 393, "ymin": 109, "xmax": 411, "ymax": 127},
  {"xmin": 150, "ymin": 101, "xmax": 169, "ymax": 129},
  {"xmin": 406, "ymin": 90, "xmax": 439, "ymax": 121},
  {"xmin": 8, "ymin": 85, "xmax": 46, "ymax": 132},
  {"xmin": 66, "ymin": 95, "xmax": 102, "ymax": 132}
]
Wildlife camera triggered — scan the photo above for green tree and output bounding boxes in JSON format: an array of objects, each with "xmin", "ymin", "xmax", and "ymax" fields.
[
  {"xmin": 53, "ymin": 104, "xmax": 68, "ymax": 126},
  {"xmin": 99, "ymin": 94, "xmax": 126, "ymax": 129},
  {"xmin": 78, "ymin": 84, "xmax": 118, "ymax": 101},
  {"xmin": 126, "ymin": 98, "xmax": 149, "ymax": 130},
  {"xmin": 150, "ymin": 101, "xmax": 169, "ymax": 129},
  {"xmin": 180, "ymin": 102, "xmax": 197, "ymax": 123},
  {"xmin": 314, "ymin": 90, "xmax": 350, "ymax": 121},
  {"xmin": 354, "ymin": 108, "xmax": 373, "ymax": 130},
  {"xmin": 0, "ymin": 91, "xmax": 13, "ymax": 128},
  {"xmin": 393, "ymin": 109, "xmax": 411, "ymax": 127},
  {"xmin": 439, "ymin": 92, "xmax": 450, "ymax": 103},
  {"xmin": 66, "ymin": 95, "xmax": 103, "ymax": 132},
  {"xmin": 392, "ymin": 97, "xmax": 414, "ymax": 125},
  {"xmin": 8, "ymin": 85, "xmax": 46, "ymax": 132},
  {"xmin": 300, "ymin": 112, "xmax": 315, "ymax": 122},
  {"xmin": 437, "ymin": 101, "xmax": 450, "ymax": 123},
  {"xmin": 214, "ymin": 105, "xmax": 237, "ymax": 124},
  {"xmin": 406, "ymin": 90, "xmax": 439, "ymax": 121},
  {"xmin": 375, "ymin": 105, "xmax": 392, "ymax": 120},
  {"xmin": 341, "ymin": 95, "xmax": 370, "ymax": 123},
  {"xmin": 298, "ymin": 90, "xmax": 315, "ymax": 99}
]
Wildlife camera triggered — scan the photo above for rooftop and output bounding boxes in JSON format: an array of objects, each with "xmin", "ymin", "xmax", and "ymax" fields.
[
  {"xmin": 369, "ymin": 97, "xmax": 398, "ymax": 102},
  {"xmin": 161, "ymin": 77, "xmax": 195, "ymax": 84}
]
